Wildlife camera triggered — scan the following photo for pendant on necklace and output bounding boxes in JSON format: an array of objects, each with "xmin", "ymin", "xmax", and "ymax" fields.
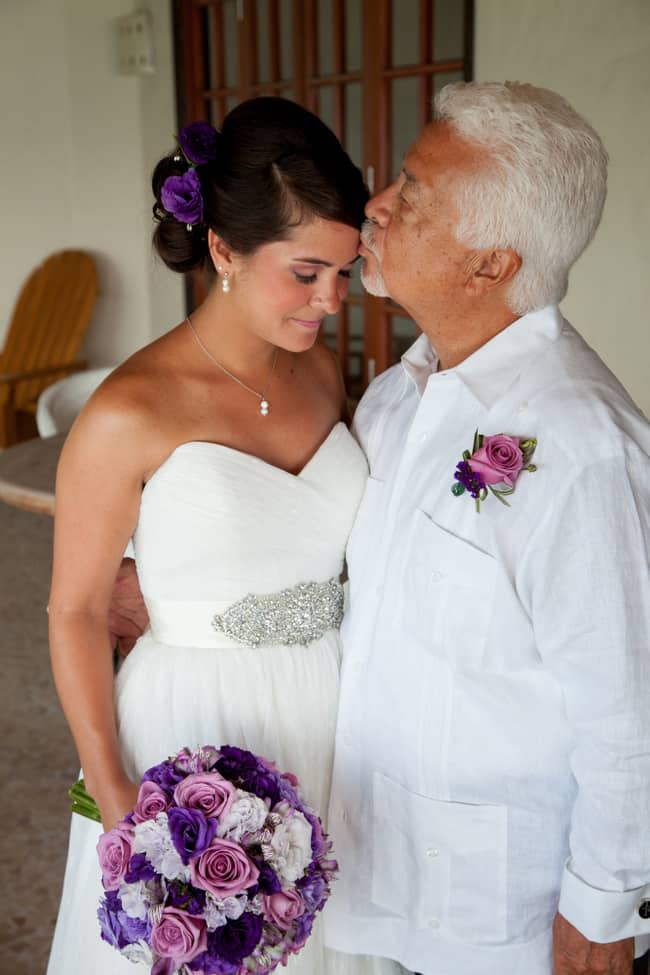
[{"xmin": 260, "ymin": 399, "xmax": 270, "ymax": 417}]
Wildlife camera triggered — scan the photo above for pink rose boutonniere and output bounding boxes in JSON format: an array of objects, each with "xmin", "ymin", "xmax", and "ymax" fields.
[{"xmin": 452, "ymin": 430, "xmax": 537, "ymax": 512}]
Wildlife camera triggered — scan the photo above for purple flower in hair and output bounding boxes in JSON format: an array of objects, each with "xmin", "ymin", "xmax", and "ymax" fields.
[
  {"xmin": 161, "ymin": 169, "xmax": 204, "ymax": 225},
  {"xmin": 179, "ymin": 121, "xmax": 220, "ymax": 165}
]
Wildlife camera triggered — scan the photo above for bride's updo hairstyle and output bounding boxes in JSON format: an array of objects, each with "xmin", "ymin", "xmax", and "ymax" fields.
[{"xmin": 152, "ymin": 97, "xmax": 368, "ymax": 274}]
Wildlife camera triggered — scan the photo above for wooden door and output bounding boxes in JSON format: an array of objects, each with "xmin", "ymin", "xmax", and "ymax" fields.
[{"xmin": 173, "ymin": 0, "xmax": 473, "ymax": 397}]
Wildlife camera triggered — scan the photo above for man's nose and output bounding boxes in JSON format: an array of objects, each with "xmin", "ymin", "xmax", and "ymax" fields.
[{"xmin": 366, "ymin": 183, "xmax": 395, "ymax": 227}]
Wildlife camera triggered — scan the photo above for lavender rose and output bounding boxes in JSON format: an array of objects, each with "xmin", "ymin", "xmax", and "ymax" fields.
[
  {"xmin": 168, "ymin": 807, "xmax": 216, "ymax": 865},
  {"xmin": 161, "ymin": 169, "xmax": 203, "ymax": 225},
  {"xmin": 133, "ymin": 781, "xmax": 170, "ymax": 823},
  {"xmin": 174, "ymin": 772, "xmax": 236, "ymax": 819},
  {"xmin": 179, "ymin": 121, "xmax": 220, "ymax": 165},
  {"xmin": 468, "ymin": 434, "xmax": 524, "ymax": 486},
  {"xmin": 263, "ymin": 889, "xmax": 305, "ymax": 929},
  {"xmin": 191, "ymin": 838, "xmax": 259, "ymax": 898},
  {"xmin": 151, "ymin": 906, "xmax": 207, "ymax": 964},
  {"xmin": 97, "ymin": 825, "xmax": 133, "ymax": 890}
]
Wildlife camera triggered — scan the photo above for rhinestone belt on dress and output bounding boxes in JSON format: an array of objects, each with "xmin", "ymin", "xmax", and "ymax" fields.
[{"xmin": 211, "ymin": 578, "xmax": 344, "ymax": 648}]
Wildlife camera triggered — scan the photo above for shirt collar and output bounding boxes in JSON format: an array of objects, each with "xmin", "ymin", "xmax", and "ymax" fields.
[{"xmin": 400, "ymin": 305, "xmax": 565, "ymax": 407}]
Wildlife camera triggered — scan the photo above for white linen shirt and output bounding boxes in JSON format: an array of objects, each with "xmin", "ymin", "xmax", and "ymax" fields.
[{"xmin": 325, "ymin": 306, "xmax": 650, "ymax": 975}]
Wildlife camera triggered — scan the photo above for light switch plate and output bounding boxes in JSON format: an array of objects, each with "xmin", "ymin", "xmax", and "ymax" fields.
[{"xmin": 115, "ymin": 9, "xmax": 155, "ymax": 76}]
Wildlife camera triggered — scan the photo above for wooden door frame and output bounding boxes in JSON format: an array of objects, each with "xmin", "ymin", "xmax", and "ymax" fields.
[{"xmin": 171, "ymin": 0, "xmax": 474, "ymax": 391}]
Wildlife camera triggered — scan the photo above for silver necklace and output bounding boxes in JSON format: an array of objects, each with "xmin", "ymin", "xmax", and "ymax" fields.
[{"xmin": 186, "ymin": 316, "xmax": 277, "ymax": 417}]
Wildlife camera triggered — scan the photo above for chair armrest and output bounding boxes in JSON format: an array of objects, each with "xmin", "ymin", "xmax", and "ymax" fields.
[{"xmin": 0, "ymin": 360, "xmax": 87, "ymax": 385}]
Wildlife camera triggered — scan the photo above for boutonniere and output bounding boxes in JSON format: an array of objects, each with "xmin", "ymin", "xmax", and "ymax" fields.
[{"xmin": 452, "ymin": 431, "xmax": 537, "ymax": 512}]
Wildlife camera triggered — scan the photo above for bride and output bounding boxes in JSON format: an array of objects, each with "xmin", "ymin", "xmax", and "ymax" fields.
[{"xmin": 47, "ymin": 98, "xmax": 401, "ymax": 975}]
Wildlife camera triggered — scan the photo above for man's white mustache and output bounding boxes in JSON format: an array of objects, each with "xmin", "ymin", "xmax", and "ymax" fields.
[{"xmin": 360, "ymin": 219, "xmax": 379, "ymax": 254}]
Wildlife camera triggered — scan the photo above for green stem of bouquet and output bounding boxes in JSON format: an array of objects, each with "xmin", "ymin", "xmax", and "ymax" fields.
[{"xmin": 69, "ymin": 779, "xmax": 102, "ymax": 823}]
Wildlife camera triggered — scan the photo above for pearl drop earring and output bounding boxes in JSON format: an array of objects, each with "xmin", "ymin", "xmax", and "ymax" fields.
[{"xmin": 217, "ymin": 265, "xmax": 230, "ymax": 294}]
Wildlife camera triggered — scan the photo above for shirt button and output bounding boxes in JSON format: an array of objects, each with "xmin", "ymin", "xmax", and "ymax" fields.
[
  {"xmin": 419, "ymin": 433, "xmax": 428, "ymax": 443},
  {"xmin": 431, "ymin": 570, "xmax": 444, "ymax": 582},
  {"xmin": 428, "ymin": 918, "xmax": 441, "ymax": 929},
  {"xmin": 426, "ymin": 847, "xmax": 439, "ymax": 858},
  {"xmin": 517, "ymin": 402, "xmax": 528, "ymax": 413},
  {"xmin": 638, "ymin": 899, "xmax": 650, "ymax": 919},
  {"xmin": 342, "ymin": 734, "xmax": 353, "ymax": 747}
]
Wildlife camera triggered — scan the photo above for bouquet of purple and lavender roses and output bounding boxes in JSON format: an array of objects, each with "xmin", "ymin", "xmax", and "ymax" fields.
[{"xmin": 93, "ymin": 745, "xmax": 337, "ymax": 974}]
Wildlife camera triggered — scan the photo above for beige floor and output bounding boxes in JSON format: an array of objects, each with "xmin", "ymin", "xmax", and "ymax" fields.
[{"xmin": 0, "ymin": 503, "xmax": 78, "ymax": 974}]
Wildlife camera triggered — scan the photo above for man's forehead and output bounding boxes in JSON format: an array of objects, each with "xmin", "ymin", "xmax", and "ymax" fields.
[{"xmin": 403, "ymin": 121, "xmax": 477, "ymax": 187}]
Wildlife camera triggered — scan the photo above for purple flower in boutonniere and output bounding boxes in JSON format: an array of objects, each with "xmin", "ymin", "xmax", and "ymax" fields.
[{"xmin": 452, "ymin": 431, "xmax": 537, "ymax": 512}]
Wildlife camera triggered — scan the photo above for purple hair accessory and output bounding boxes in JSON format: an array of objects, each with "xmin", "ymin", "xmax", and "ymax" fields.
[
  {"xmin": 161, "ymin": 168, "xmax": 204, "ymax": 226},
  {"xmin": 179, "ymin": 121, "xmax": 219, "ymax": 165}
]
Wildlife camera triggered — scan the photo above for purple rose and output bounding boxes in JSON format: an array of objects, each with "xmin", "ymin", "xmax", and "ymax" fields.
[
  {"xmin": 151, "ymin": 906, "xmax": 207, "ymax": 964},
  {"xmin": 297, "ymin": 863, "xmax": 327, "ymax": 912},
  {"xmin": 209, "ymin": 913, "xmax": 264, "ymax": 965},
  {"xmin": 143, "ymin": 760, "xmax": 187, "ymax": 796},
  {"xmin": 161, "ymin": 169, "xmax": 203, "ymax": 225},
  {"xmin": 291, "ymin": 912, "xmax": 314, "ymax": 949},
  {"xmin": 174, "ymin": 772, "xmax": 236, "ymax": 819},
  {"xmin": 97, "ymin": 825, "xmax": 133, "ymax": 890},
  {"xmin": 468, "ymin": 434, "xmax": 524, "ymax": 486},
  {"xmin": 125, "ymin": 851, "xmax": 157, "ymax": 883},
  {"xmin": 191, "ymin": 838, "xmax": 259, "ymax": 898},
  {"xmin": 133, "ymin": 781, "xmax": 170, "ymax": 823},
  {"xmin": 97, "ymin": 890, "xmax": 150, "ymax": 950},
  {"xmin": 168, "ymin": 807, "xmax": 216, "ymax": 865},
  {"xmin": 216, "ymin": 747, "xmax": 282, "ymax": 804},
  {"xmin": 252, "ymin": 860, "xmax": 282, "ymax": 895},
  {"xmin": 167, "ymin": 879, "xmax": 207, "ymax": 915},
  {"xmin": 179, "ymin": 121, "xmax": 220, "ymax": 165},
  {"xmin": 263, "ymin": 889, "xmax": 305, "ymax": 930}
]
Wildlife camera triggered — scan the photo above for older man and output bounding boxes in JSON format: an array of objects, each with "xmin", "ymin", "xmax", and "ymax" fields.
[{"xmin": 323, "ymin": 82, "xmax": 650, "ymax": 975}]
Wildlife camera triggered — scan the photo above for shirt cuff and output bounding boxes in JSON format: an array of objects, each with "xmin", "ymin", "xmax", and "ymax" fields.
[{"xmin": 558, "ymin": 860, "xmax": 650, "ymax": 943}]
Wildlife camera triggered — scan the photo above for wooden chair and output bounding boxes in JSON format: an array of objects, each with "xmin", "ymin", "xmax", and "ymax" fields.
[{"xmin": 0, "ymin": 250, "xmax": 97, "ymax": 447}]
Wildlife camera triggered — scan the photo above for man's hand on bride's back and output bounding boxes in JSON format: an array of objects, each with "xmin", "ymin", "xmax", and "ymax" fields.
[{"xmin": 108, "ymin": 558, "xmax": 148, "ymax": 656}]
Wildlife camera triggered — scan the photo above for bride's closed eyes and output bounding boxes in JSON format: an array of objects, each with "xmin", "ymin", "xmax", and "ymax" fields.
[{"xmin": 294, "ymin": 269, "xmax": 354, "ymax": 284}]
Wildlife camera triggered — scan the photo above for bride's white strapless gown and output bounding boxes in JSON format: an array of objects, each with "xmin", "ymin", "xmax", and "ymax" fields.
[{"xmin": 47, "ymin": 424, "xmax": 402, "ymax": 975}]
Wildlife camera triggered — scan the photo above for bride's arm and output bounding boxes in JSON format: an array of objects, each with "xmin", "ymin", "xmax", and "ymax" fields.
[{"xmin": 48, "ymin": 387, "xmax": 156, "ymax": 831}]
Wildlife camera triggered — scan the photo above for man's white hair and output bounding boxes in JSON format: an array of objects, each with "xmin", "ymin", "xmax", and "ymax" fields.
[{"xmin": 434, "ymin": 81, "xmax": 608, "ymax": 314}]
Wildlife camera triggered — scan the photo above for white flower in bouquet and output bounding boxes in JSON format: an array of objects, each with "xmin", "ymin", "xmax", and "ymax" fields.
[
  {"xmin": 217, "ymin": 790, "xmax": 269, "ymax": 842},
  {"xmin": 132, "ymin": 812, "xmax": 189, "ymax": 881},
  {"xmin": 118, "ymin": 880, "xmax": 149, "ymax": 920},
  {"xmin": 121, "ymin": 939, "xmax": 153, "ymax": 966},
  {"xmin": 265, "ymin": 807, "xmax": 313, "ymax": 884}
]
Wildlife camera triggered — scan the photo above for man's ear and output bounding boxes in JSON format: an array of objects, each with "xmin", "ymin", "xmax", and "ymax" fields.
[
  {"xmin": 465, "ymin": 248, "xmax": 522, "ymax": 296},
  {"xmin": 207, "ymin": 230, "xmax": 234, "ymax": 273}
]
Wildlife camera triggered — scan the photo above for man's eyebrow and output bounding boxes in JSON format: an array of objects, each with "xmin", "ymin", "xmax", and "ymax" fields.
[
  {"xmin": 291, "ymin": 255, "xmax": 361, "ymax": 267},
  {"xmin": 402, "ymin": 168, "xmax": 421, "ymax": 191}
]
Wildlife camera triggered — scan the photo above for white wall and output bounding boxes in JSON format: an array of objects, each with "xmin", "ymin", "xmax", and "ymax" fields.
[
  {"xmin": 475, "ymin": 0, "xmax": 650, "ymax": 416},
  {"xmin": 0, "ymin": 0, "xmax": 183, "ymax": 367}
]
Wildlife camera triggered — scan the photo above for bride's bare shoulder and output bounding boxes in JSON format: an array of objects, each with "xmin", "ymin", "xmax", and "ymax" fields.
[{"xmin": 61, "ymin": 326, "xmax": 192, "ymax": 474}]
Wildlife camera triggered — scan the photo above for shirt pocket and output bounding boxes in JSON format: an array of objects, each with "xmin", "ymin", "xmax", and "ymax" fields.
[
  {"xmin": 405, "ymin": 509, "xmax": 498, "ymax": 668},
  {"xmin": 371, "ymin": 770, "xmax": 508, "ymax": 944}
]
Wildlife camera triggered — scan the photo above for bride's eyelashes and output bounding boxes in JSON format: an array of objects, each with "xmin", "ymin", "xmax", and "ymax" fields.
[{"xmin": 293, "ymin": 269, "xmax": 354, "ymax": 285}]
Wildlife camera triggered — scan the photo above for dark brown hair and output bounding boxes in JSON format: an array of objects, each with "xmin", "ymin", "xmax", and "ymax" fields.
[{"xmin": 152, "ymin": 97, "xmax": 368, "ymax": 273}]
